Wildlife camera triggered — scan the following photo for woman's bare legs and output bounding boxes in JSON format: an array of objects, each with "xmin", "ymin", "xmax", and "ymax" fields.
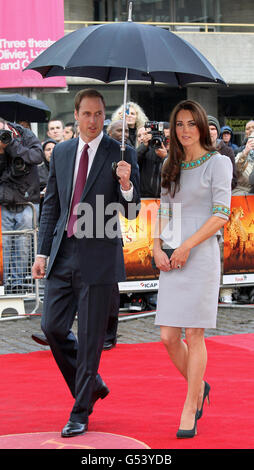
[{"xmin": 160, "ymin": 326, "xmax": 207, "ymax": 430}]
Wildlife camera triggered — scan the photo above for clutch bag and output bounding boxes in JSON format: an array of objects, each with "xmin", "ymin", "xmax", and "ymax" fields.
[{"xmin": 151, "ymin": 248, "xmax": 175, "ymax": 269}]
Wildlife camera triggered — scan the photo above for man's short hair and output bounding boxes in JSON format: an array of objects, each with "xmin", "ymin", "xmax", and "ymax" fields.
[
  {"xmin": 47, "ymin": 118, "xmax": 64, "ymax": 129},
  {"xmin": 74, "ymin": 89, "xmax": 106, "ymax": 112}
]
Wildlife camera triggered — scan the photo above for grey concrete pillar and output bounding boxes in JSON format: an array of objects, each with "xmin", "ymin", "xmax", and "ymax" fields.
[{"xmin": 187, "ymin": 86, "xmax": 218, "ymax": 117}]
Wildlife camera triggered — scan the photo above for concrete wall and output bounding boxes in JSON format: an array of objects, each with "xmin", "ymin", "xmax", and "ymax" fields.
[{"xmin": 177, "ymin": 32, "xmax": 254, "ymax": 85}]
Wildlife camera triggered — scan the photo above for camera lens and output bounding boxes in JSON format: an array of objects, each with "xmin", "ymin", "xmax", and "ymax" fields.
[
  {"xmin": 0, "ymin": 130, "xmax": 12, "ymax": 145},
  {"xmin": 13, "ymin": 157, "xmax": 26, "ymax": 171}
]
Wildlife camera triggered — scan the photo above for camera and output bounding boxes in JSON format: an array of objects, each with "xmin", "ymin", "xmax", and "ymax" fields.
[
  {"xmin": 0, "ymin": 129, "xmax": 13, "ymax": 145},
  {"xmin": 144, "ymin": 121, "xmax": 168, "ymax": 149},
  {"xmin": 11, "ymin": 157, "xmax": 30, "ymax": 177}
]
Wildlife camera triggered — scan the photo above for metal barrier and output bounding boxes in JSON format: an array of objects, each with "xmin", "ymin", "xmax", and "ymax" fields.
[{"xmin": 0, "ymin": 203, "xmax": 40, "ymax": 320}]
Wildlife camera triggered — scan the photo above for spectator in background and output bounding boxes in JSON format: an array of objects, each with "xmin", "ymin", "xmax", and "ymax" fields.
[
  {"xmin": 245, "ymin": 120, "xmax": 254, "ymax": 136},
  {"xmin": 0, "ymin": 122, "xmax": 43, "ymax": 293},
  {"xmin": 208, "ymin": 116, "xmax": 237, "ymax": 189},
  {"xmin": 63, "ymin": 122, "xmax": 75, "ymax": 140},
  {"xmin": 74, "ymin": 121, "xmax": 80, "ymax": 137},
  {"xmin": 107, "ymin": 119, "xmax": 129, "ymax": 144},
  {"xmin": 233, "ymin": 130, "xmax": 254, "ymax": 195},
  {"xmin": 220, "ymin": 125, "xmax": 238, "ymax": 154},
  {"xmin": 248, "ymin": 148, "xmax": 254, "ymax": 193},
  {"xmin": 17, "ymin": 121, "xmax": 31, "ymax": 130},
  {"xmin": 38, "ymin": 139, "xmax": 57, "ymax": 193},
  {"xmin": 237, "ymin": 120, "xmax": 254, "ymax": 154},
  {"xmin": 111, "ymin": 101, "xmax": 148, "ymax": 147},
  {"xmin": 136, "ymin": 126, "xmax": 149, "ymax": 147},
  {"xmin": 136, "ymin": 122, "xmax": 169, "ymax": 198},
  {"xmin": 38, "ymin": 138, "xmax": 57, "ymax": 220},
  {"xmin": 47, "ymin": 119, "xmax": 64, "ymax": 143}
]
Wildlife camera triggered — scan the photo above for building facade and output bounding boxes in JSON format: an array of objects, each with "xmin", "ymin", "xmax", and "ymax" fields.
[{"xmin": 8, "ymin": 1, "xmax": 254, "ymax": 143}]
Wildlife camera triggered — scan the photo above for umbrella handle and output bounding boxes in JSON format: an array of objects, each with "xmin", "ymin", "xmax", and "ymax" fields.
[
  {"xmin": 120, "ymin": 68, "xmax": 128, "ymax": 159},
  {"xmin": 112, "ymin": 65, "xmax": 128, "ymax": 179}
]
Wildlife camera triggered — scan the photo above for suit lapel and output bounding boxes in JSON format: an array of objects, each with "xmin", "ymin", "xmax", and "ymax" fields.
[
  {"xmin": 81, "ymin": 134, "xmax": 111, "ymax": 200},
  {"xmin": 62, "ymin": 138, "xmax": 79, "ymax": 207}
]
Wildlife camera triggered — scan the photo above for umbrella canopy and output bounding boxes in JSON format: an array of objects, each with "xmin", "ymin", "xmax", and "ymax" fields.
[
  {"xmin": 0, "ymin": 93, "xmax": 51, "ymax": 123},
  {"xmin": 25, "ymin": 21, "xmax": 226, "ymax": 87}
]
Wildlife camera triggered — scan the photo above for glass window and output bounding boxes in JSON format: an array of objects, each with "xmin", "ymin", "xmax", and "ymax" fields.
[
  {"xmin": 174, "ymin": 0, "xmax": 216, "ymax": 23},
  {"xmin": 93, "ymin": 0, "xmax": 219, "ymax": 23}
]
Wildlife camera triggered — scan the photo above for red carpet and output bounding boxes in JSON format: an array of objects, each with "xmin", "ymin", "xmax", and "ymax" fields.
[{"xmin": 0, "ymin": 334, "xmax": 254, "ymax": 449}]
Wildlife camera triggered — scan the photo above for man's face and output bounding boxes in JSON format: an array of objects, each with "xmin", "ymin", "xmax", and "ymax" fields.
[
  {"xmin": 74, "ymin": 97, "xmax": 105, "ymax": 142},
  {"xmin": 44, "ymin": 142, "xmax": 56, "ymax": 162},
  {"xmin": 222, "ymin": 131, "xmax": 231, "ymax": 143},
  {"xmin": 47, "ymin": 120, "xmax": 64, "ymax": 142},
  {"xmin": 63, "ymin": 126, "xmax": 74, "ymax": 140},
  {"xmin": 110, "ymin": 122, "xmax": 129, "ymax": 143},
  {"xmin": 209, "ymin": 125, "xmax": 218, "ymax": 145}
]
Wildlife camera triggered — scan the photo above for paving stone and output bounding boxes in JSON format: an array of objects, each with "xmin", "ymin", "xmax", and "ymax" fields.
[{"xmin": 1, "ymin": 304, "xmax": 254, "ymax": 355}]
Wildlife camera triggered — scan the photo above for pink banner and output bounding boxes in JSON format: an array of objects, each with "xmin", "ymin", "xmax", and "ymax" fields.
[{"xmin": 0, "ymin": 0, "xmax": 66, "ymax": 88}]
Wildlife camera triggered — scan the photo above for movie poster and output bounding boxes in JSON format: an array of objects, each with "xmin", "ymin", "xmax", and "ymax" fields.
[
  {"xmin": 119, "ymin": 199, "xmax": 160, "ymax": 286},
  {"xmin": 223, "ymin": 195, "xmax": 254, "ymax": 284}
]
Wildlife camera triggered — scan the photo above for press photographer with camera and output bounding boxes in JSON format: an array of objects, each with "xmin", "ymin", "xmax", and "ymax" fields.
[
  {"xmin": 0, "ymin": 122, "xmax": 43, "ymax": 293},
  {"xmin": 136, "ymin": 121, "xmax": 169, "ymax": 198}
]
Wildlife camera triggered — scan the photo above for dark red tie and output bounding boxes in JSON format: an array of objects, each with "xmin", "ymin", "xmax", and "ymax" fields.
[{"xmin": 67, "ymin": 143, "xmax": 89, "ymax": 237}]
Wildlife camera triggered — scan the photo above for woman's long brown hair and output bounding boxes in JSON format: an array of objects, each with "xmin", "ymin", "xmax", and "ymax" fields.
[{"xmin": 161, "ymin": 100, "xmax": 215, "ymax": 197}]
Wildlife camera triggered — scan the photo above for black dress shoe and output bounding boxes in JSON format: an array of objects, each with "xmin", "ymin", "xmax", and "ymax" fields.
[
  {"xmin": 88, "ymin": 382, "xmax": 110, "ymax": 415},
  {"xmin": 103, "ymin": 340, "xmax": 116, "ymax": 350},
  {"xmin": 61, "ymin": 420, "xmax": 88, "ymax": 438},
  {"xmin": 31, "ymin": 333, "xmax": 49, "ymax": 346}
]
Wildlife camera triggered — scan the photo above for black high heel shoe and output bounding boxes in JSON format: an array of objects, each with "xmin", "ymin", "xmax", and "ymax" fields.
[
  {"xmin": 176, "ymin": 414, "xmax": 198, "ymax": 439},
  {"xmin": 196, "ymin": 381, "xmax": 210, "ymax": 420}
]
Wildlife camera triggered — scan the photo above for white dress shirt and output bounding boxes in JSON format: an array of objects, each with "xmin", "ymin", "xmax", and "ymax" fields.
[
  {"xmin": 70, "ymin": 131, "xmax": 133, "ymax": 206},
  {"xmin": 37, "ymin": 132, "xmax": 133, "ymax": 258}
]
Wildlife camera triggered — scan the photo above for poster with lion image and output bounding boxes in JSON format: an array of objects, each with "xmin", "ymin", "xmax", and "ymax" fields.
[
  {"xmin": 223, "ymin": 195, "xmax": 254, "ymax": 279},
  {"xmin": 119, "ymin": 198, "xmax": 160, "ymax": 280}
]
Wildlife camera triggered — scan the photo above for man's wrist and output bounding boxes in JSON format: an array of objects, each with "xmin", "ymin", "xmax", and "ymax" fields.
[{"xmin": 121, "ymin": 182, "xmax": 131, "ymax": 191}]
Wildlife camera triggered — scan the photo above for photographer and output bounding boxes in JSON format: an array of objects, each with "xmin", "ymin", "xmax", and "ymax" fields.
[
  {"xmin": 137, "ymin": 121, "xmax": 169, "ymax": 198},
  {"xmin": 233, "ymin": 131, "xmax": 254, "ymax": 195},
  {"xmin": 0, "ymin": 122, "xmax": 43, "ymax": 293}
]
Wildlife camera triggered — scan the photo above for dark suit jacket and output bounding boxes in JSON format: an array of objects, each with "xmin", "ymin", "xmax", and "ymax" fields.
[{"xmin": 38, "ymin": 134, "xmax": 140, "ymax": 285}]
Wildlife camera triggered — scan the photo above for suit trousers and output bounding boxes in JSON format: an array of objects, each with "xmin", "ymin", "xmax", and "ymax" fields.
[
  {"xmin": 41, "ymin": 232, "xmax": 114, "ymax": 423},
  {"xmin": 104, "ymin": 283, "xmax": 120, "ymax": 343}
]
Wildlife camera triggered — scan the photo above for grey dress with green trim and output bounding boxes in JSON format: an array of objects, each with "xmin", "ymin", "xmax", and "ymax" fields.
[{"xmin": 155, "ymin": 152, "xmax": 232, "ymax": 329}]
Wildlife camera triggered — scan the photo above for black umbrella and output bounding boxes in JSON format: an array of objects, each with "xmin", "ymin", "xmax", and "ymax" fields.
[
  {"xmin": 25, "ymin": 2, "xmax": 225, "ymax": 155},
  {"xmin": 0, "ymin": 93, "xmax": 51, "ymax": 123}
]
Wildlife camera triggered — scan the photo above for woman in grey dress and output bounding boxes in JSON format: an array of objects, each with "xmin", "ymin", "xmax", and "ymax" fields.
[{"xmin": 153, "ymin": 100, "xmax": 232, "ymax": 439}]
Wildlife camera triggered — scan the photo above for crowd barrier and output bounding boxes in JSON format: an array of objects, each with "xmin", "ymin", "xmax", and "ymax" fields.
[
  {"xmin": 1, "ymin": 196, "xmax": 253, "ymax": 320},
  {"xmin": 0, "ymin": 203, "xmax": 40, "ymax": 320}
]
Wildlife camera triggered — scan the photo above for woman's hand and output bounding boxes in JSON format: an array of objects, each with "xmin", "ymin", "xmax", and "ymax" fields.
[
  {"xmin": 153, "ymin": 247, "xmax": 171, "ymax": 272},
  {"xmin": 169, "ymin": 243, "xmax": 191, "ymax": 270}
]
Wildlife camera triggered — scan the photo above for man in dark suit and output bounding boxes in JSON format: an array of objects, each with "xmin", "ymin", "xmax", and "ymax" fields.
[{"xmin": 32, "ymin": 89, "xmax": 140, "ymax": 437}]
